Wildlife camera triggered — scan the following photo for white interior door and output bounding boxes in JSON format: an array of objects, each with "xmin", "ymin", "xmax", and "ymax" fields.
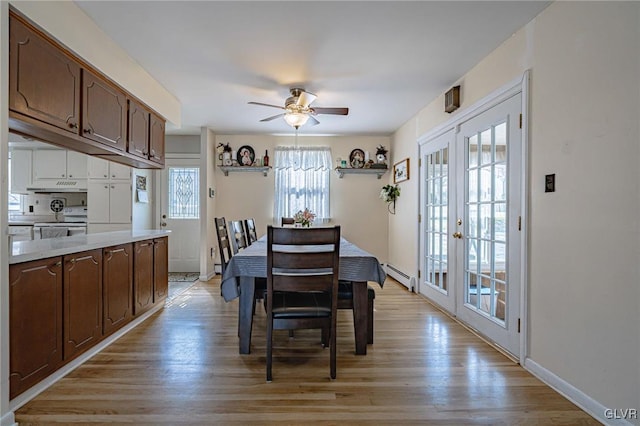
[
  {"xmin": 160, "ymin": 158, "xmax": 200, "ymax": 272},
  {"xmin": 455, "ymin": 93, "xmax": 522, "ymax": 357},
  {"xmin": 419, "ymin": 93, "xmax": 522, "ymax": 357},
  {"xmin": 419, "ymin": 129, "xmax": 456, "ymax": 313}
]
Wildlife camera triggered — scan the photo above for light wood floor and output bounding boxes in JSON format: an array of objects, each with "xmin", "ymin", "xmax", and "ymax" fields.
[{"xmin": 15, "ymin": 278, "xmax": 598, "ymax": 425}]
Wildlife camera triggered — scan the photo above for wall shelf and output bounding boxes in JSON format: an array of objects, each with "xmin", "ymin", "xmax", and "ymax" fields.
[
  {"xmin": 335, "ymin": 167, "xmax": 388, "ymax": 179},
  {"xmin": 219, "ymin": 166, "xmax": 271, "ymax": 177}
]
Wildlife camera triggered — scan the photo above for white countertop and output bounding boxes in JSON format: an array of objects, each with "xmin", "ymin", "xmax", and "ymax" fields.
[{"xmin": 10, "ymin": 229, "xmax": 171, "ymax": 264}]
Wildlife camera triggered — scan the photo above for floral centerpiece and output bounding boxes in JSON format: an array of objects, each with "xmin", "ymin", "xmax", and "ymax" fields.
[
  {"xmin": 293, "ymin": 208, "xmax": 316, "ymax": 227},
  {"xmin": 380, "ymin": 184, "xmax": 400, "ymax": 214}
]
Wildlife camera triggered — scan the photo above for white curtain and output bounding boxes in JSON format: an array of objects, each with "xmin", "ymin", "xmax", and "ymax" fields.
[{"xmin": 273, "ymin": 146, "xmax": 332, "ymax": 224}]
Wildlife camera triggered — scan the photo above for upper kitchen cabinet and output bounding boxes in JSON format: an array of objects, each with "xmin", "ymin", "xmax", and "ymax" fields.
[
  {"xmin": 9, "ymin": 14, "xmax": 81, "ymax": 134},
  {"xmin": 8, "ymin": 9, "xmax": 166, "ymax": 170},
  {"xmin": 128, "ymin": 101, "xmax": 165, "ymax": 167},
  {"xmin": 82, "ymin": 69, "xmax": 127, "ymax": 152}
]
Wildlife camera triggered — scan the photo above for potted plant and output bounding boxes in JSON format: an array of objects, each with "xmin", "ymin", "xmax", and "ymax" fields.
[
  {"xmin": 293, "ymin": 208, "xmax": 316, "ymax": 227},
  {"xmin": 380, "ymin": 184, "xmax": 400, "ymax": 214}
]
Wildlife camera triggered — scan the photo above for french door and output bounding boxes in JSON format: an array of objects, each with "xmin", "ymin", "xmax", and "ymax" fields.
[{"xmin": 419, "ymin": 93, "xmax": 522, "ymax": 357}]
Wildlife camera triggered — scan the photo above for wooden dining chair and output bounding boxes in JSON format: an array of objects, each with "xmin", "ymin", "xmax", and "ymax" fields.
[
  {"xmin": 243, "ymin": 218, "xmax": 258, "ymax": 245},
  {"xmin": 229, "ymin": 220, "xmax": 249, "ymax": 253},
  {"xmin": 214, "ymin": 217, "xmax": 233, "ymax": 275},
  {"xmin": 266, "ymin": 225, "xmax": 341, "ymax": 382},
  {"xmin": 281, "ymin": 217, "xmax": 295, "ymax": 226}
]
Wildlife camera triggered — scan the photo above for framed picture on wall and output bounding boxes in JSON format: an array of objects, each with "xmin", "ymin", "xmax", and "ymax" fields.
[{"xmin": 393, "ymin": 158, "xmax": 410, "ymax": 184}]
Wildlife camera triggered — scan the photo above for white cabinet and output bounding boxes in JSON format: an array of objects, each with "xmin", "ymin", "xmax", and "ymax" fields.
[
  {"xmin": 10, "ymin": 150, "xmax": 32, "ymax": 194},
  {"xmin": 87, "ymin": 182, "xmax": 131, "ymax": 224},
  {"xmin": 33, "ymin": 150, "xmax": 67, "ymax": 180},
  {"xmin": 87, "ymin": 157, "xmax": 132, "ymax": 228},
  {"xmin": 66, "ymin": 151, "xmax": 87, "ymax": 179},
  {"xmin": 31, "ymin": 149, "xmax": 88, "ymax": 190},
  {"xmin": 87, "ymin": 157, "xmax": 130, "ymax": 181}
]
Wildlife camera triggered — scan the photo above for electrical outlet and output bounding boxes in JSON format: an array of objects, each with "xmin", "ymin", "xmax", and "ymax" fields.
[{"xmin": 210, "ymin": 247, "xmax": 215, "ymax": 258}]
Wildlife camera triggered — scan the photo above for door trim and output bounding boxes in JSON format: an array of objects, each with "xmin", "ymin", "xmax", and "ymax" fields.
[{"xmin": 417, "ymin": 70, "xmax": 530, "ymax": 365}]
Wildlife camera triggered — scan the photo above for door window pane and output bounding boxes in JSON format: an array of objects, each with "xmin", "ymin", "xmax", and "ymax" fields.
[
  {"xmin": 424, "ymin": 147, "xmax": 449, "ymax": 292},
  {"xmin": 465, "ymin": 120, "xmax": 508, "ymax": 323},
  {"xmin": 168, "ymin": 167, "xmax": 199, "ymax": 219}
]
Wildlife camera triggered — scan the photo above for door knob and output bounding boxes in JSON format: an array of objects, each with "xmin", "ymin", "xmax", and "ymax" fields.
[
  {"xmin": 452, "ymin": 232, "xmax": 463, "ymax": 239},
  {"xmin": 161, "ymin": 222, "xmax": 167, "ymax": 227}
]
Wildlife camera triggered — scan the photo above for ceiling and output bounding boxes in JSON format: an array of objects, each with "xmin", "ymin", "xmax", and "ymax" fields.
[{"xmin": 74, "ymin": 1, "xmax": 549, "ymax": 136}]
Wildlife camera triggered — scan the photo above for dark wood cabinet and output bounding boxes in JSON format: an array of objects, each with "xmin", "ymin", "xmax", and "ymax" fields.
[
  {"xmin": 82, "ymin": 69, "xmax": 127, "ymax": 152},
  {"xmin": 129, "ymin": 101, "xmax": 165, "ymax": 166},
  {"xmin": 149, "ymin": 112, "xmax": 166, "ymax": 165},
  {"xmin": 133, "ymin": 240, "xmax": 155, "ymax": 315},
  {"xmin": 154, "ymin": 237, "xmax": 169, "ymax": 300},
  {"xmin": 127, "ymin": 100, "xmax": 150, "ymax": 160},
  {"xmin": 9, "ymin": 14, "xmax": 81, "ymax": 134},
  {"xmin": 8, "ymin": 9, "xmax": 166, "ymax": 170},
  {"xmin": 103, "ymin": 244, "xmax": 133, "ymax": 335},
  {"xmin": 63, "ymin": 250, "xmax": 103, "ymax": 361},
  {"xmin": 9, "ymin": 257, "xmax": 63, "ymax": 399}
]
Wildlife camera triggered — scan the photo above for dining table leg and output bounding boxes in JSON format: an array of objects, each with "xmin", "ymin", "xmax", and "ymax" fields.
[
  {"xmin": 238, "ymin": 276, "xmax": 255, "ymax": 354},
  {"xmin": 352, "ymin": 281, "xmax": 368, "ymax": 355}
]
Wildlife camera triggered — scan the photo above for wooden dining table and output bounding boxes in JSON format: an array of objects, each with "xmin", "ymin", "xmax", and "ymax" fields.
[{"xmin": 221, "ymin": 236, "xmax": 386, "ymax": 355}]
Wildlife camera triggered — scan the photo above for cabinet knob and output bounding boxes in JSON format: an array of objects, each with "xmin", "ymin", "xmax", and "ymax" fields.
[
  {"xmin": 68, "ymin": 123, "xmax": 78, "ymax": 129},
  {"xmin": 111, "ymin": 185, "xmax": 115, "ymax": 189},
  {"xmin": 111, "ymin": 174, "xmax": 115, "ymax": 178},
  {"xmin": 69, "ymin": 175, "xmax": 73, "ymax": 178},
  {"xmin": 83, "ymin": 128, "xmax": 92, "ymax": 134},
  {"xmin": 104, "ymin": 174, "xmax": 108, "ymax": 178},
  {"xmin": 61, "ymin": 174, "xmax": 65, "ymax": 178},
  {"xmin": 104, "ymin": 185, "xmax": 108, "ymax": 189}
]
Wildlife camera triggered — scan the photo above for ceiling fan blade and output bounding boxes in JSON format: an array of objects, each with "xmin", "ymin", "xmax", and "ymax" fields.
[
  {"xmin": 308, "ymin": 115, "xmax": 320, "ymax": 126},
  {"xmin": 296, "ymin": 91, "xmax": 317, "ymax": 108},
  {"xmin": 312, "ymin": 107, "xmax": 349, "ymax": 115},
  {"xmin": 260, "ymin": 113, "xmax": 285, "ymax": 122},
  {"xmin": 248, "ymin": 101, "xmax": 285, "ymax": 110}
]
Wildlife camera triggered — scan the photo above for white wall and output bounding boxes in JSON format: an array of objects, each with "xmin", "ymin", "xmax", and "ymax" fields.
[
  {"xmin": 392, "ymin": 1, "xmax": 640, "ymax": 421},
  {"xmin": 166, "ymin": 135, "xmax": 201, "ymax": 154},
  {"xmin": 131, "ymin": 169, "xmax": 154, "ymax": 230},
  {"xmin": 213, "ymin": 134, "xmax": 391, "ymax": 263}
]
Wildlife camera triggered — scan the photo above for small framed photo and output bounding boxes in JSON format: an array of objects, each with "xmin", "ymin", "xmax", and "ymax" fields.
[{"xmin": 393, "ymin": 158, "xmax": 410, "ymax": 184}]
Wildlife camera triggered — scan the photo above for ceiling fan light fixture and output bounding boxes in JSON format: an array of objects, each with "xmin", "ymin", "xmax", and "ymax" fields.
[{"xmin": 284, "ymin": 112, "xmax": 309, "ymax": 129}]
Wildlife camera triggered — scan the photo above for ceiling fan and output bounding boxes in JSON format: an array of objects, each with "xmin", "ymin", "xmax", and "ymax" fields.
[{"xmin": 249, "ymin": 88, "xmax": 349, "ymax": 129}]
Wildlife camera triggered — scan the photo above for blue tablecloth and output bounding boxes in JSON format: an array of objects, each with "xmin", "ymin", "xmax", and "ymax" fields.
[{"xmin": 221, "ymin": 237, "xmax": 386, "ymax": 302}]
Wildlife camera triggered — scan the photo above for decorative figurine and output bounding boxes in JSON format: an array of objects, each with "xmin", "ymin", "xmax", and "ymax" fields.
[{"xmin": 372, "ymin": 145, "xmax": 388, "ymax": 169}]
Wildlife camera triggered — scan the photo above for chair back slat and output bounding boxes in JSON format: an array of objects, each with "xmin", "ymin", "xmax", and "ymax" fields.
[
  {"xmin": 215, "ymin": 217, "xmax": 233, "ymax": 275},
  {"xmin": 244, "ymin": 218, "xmax": 258, "ymax": 245},
  {"xmin": 229, "ymin": 220, "xmax": 249, "ymax": 253}
]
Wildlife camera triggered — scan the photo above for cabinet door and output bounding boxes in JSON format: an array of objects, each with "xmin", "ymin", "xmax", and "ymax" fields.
[
  {"xmin": 33, "ymin": 150, "xmax": 67, "ymax": 180},
  {"xmin": 109, "ymin": 182, "xmax": 132, "ymax": 224},
  {"xmin": 82, "ymin": 69, "xmax": 127, "ymax": 151},
  {"xmin": 9, "ymin": 15, "xmax": 81, "ymax": 133},
  {"xmin": 66, "ymin": 150, "xmax": 88, "ymax": 179},
  {"xmin": 87, "ymin": 182, "xmax": 110, "ymax": 223},
  {"xmin": 133, "ymin": 241, "xmax": 154, "ymax": 315},
  {"xmin": 109, "ymin": 162, "xmax": 131, "ymax": 180},
  {"xmin": 154, "ymin": 237, "xmax": 169, "ymax": 301},
  {"xmin": 63, "ymin": 250, "xmax": 103, "ymax": 361},
  {"xmin": 9, "ymin": 257, "xmax": 63, "ymax": 399},
  {"xmin": 149, "ymin": 113, "xmax": 165, "ymax": 165},
  {"xmin": 87, "ymin": 157, "xmax": 110, "ymax": 180},
  {"xmin": 103, "ymin": 244, "xmax": 133, "ymax": 335},
  {"xmin": 127, "ymin": 100, "xmax": 149, "ymax": 160},
  {"xmin": 10, "ymin": 150, "xmax": 32, "ymax": 193}
]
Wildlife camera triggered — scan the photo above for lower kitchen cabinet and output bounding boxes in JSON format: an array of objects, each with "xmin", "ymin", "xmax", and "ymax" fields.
[
  {"xmin": 9, "ymin": 257, "xmax": 63, "ymax": 399},
  {"xmin": 103, "ymin": 244, "xmax": 133, "ymax": 335},
  {"xmin": 63, "ymin": 249, "xmax": 103, "ymax": 361},
  {"xmin": 9, "ymin": 234, "xmax": 168, "ymax": 399},
  {"xmin": 134, "ymin": 237, "xmax": 169, "ymax": 315},
  {"xmin": 154, "ymin": 237, "xmax": 169, "ymax": 300},
  {"xmin": 133, "ymin": 240, "xmax": 155, "ymax": 315}
]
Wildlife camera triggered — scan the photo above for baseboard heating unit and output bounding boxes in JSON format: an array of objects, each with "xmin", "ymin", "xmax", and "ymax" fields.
[{"xmin": 385, "ymin": 264, "xmax": 416, "ymax": 291}]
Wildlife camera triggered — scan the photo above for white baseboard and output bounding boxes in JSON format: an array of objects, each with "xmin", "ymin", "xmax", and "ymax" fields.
[
  {"xmin": 1, "ymin": 411, "xmax": 16, "ymax": 426},
  {"xmin": 524, "ymin": 358, "xmax": 636, "ymax": 426},
  {"xmin": 200, "ymin": 269, "xmax": 216, "ymax": 281}
]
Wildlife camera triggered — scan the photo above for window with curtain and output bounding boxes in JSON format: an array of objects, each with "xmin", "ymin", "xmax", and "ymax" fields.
[{"xmin": 273, "ymin": 146, "xmax": 332, "ymax": 224}]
